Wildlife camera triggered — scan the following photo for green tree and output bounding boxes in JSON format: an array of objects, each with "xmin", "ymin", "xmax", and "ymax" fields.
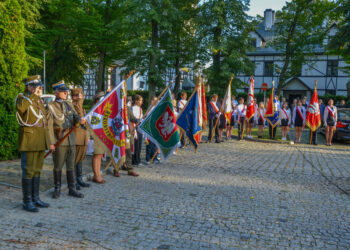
[
  {"xmin": 271, "ymin": 0, "xmax": 336, "ymax": 94},
  {"xmin": 328, "ymin": 0, "xmax": 350, "ymax": 73},
  {"xmin": 197, "ymin": 0, "xmax": 254, "ymax": 95},
  {"xmin": 0, "ymin": 0, "xmax": 28, "ymax": 159}
]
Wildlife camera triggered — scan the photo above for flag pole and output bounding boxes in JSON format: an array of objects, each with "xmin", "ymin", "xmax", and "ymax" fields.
[{"xmin": 210, "ymin": 75, "xmax": 234, "ymax": 143}]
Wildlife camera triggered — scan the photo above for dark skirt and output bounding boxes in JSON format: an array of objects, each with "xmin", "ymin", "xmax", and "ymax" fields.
[
  {"xmin": 326, "ymin": 121, "xmax": 335, "ymax": 127},
  {"xmin": 248, "ymin": 117, "xmax": 254, "ymax": 124},
  {"xmin": 281, "ymin": 119, "xmax": 289, "ymax": 127},
  {"xmin": 294, "ymin": 114, "xmax": 303, "ymax": 127},
  {"xmin": 219, "ymin": 115, "xmax": 226, "ymax": 129},
  {"xmin": 258, "ymin": 118, "xmax": 264, "ymax": 126}
]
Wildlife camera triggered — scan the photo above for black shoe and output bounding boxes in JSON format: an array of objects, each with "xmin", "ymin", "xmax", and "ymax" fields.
[
  {"xmin": 22, "ymin": 179, "xmax": 39, "ymax": 212},
  {"xmin": 75, "ymin": 162, "xmax": 90, "ymax": 188},
  {"xmin": 32, "ymin": 176, "xmax": 49, "ymax": 208},
  {"xmin": 52, "ymin": 171, "xmax": 61, "ymax": 199},
  {"xmin": 67, "ymin": 171, "xmax": 84, "ymax": 198}
]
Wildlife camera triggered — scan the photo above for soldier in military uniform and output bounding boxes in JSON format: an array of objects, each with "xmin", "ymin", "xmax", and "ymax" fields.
[
  {"xmin": 71, "ymin": 88, "xmax": 90, "ymax": 189},
  {"xmin": 16, "ymin": 75, "xmax": 51, "ymax": 212},
  {"xmin": 47, "ymin": 81, "xmax": 85, "ymax": 199}
]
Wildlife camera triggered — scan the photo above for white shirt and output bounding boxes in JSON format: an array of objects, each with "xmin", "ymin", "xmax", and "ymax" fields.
[
  {"xmin": 255, "ymin": 108, "xmax": 266, "ymax": 123},
  {"xmin": 237, "ymin": 104, "xmax": 247, "ymax": 120},
  {"xmin": 178, "ymin": 99, "xmax": 187, "ymax": 111},
  {"xmin": 132, "ymin": 105, "xmax": 143, "ymax": 120},
  {"xmin": 293, "ymin": 106, "xmax": 306, "ymax": 125},
  {"xmin": 323, "ymin": 105, "xmax": 338, "ymax": 125},
  {"xmin": 279, "ymin": 108, "xmax": 291, "ymax": 125}
]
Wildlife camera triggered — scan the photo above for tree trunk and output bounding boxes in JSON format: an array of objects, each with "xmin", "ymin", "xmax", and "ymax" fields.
[
  {"xmin": 173, "ymin": 38, "xmax": 181, "ymax": 96},
  {"xmin": 211, "ymin": 26, "xmax": 222, "ymax": 92},
  {"xmin": 276, "ymin": 7, "xmax": 301, "ymax": 95},
  {"xmin": 96, "ymin": 50, "xmax": 105, "ymax": 92},
  {"xmin": 148, "ymin": 18, "xmax": 158, "ymax": 99}
]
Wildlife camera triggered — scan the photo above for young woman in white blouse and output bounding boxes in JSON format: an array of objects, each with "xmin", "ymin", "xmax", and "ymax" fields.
[
  {"xmin": 279, "ymin": 102, "xmax": 291, "ymax": 141},
  {"xmin": 293, "ymin": 99, "xmax": 306, "ymax": 143},
  {"xmin": 323, "ymin": 98, "xmax": 337, "ymax": 146},
  {"xmin": 255, "ymin": 102, "xmax": 265, "ymax": 139}
]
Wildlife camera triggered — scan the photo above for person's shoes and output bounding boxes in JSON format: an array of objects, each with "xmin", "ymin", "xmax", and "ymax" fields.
[
  {"xmin": 137, "ymin": 163, "xmax": 144, "ymax": 166},
  {"xmin": 32, "ymin": 176, "xmax": 49, "ymax": 208},
  {"xmin": 113, "ymin": 170, "xmax": 120, "ymax": 177},
  {"xmin": 52, "ymin": 171, "xmax": 61, "ymax": 199},
  {"xmin": 128, "ymin": 171, "xmax": 139, "ymax": 177},
  {"xmin": 67, "ymin": 171, "xmax": 84, "ymax": 198},
  {"xmin": 22, "ymin": 179, "xmax": 39, "ymax": 212},
  {"xmin": 145, "ymin": 161, "xmax": 150, "ymax": 165},
  {"xmin": 75, "ymin": 163, "xmax": 90, "ymax": 188}
]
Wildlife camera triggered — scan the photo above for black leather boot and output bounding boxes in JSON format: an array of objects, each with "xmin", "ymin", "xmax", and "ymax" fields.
[
  {"xmin": 22, "ymin": 179, "xmax": 39, "ymax": 212},
  {"xmin": 75, "ymin": 162, "xmax": 90, "ymax": 188},
  {"xmin": 32, "ymin": 176, "xmax": 50, "ymax": 207},
  {"xmin": 67, "ymin": 171, "xmax": 84, "ymax": 198},
  {"xmin": 52, "ymin": 171, "xmax": 61, "ymax": 199}
]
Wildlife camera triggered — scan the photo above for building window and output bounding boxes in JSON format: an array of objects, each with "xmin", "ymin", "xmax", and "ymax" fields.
[
  {"xmin": 139, "ymin": 81, "xmax": 145, "ymax": 89},
  {"xmin": 264, "ymin": 61, "xmax": 274, "ymax": 76},
  {"xmin": 250, "ymin": 38, "xmax": 257, "ymax": 48},
  {"xmin": 327, "ymin": 60, "xmax": 338, "ymax": 77}
]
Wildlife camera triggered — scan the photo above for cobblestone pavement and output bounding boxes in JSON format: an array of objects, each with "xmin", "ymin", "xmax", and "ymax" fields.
[{"xmin": 0, "ymin": 140, "xmax": 349, "ymax": 249}]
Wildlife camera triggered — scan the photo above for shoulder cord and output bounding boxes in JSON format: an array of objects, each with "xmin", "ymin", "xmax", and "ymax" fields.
[
  {"xmin": 15, "ymin": 95, "xmax": 43, "ymax": 127},
  {"xmin": 48, "ymin": 103, "xmax": 65, "ymax": 121}
]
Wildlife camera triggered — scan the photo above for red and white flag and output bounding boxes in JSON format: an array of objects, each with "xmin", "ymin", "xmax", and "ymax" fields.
[
  {"xmin": 222, "ymin": 77, "xmax": 233, "ymax": 124},
  {"xmin": 246, "ymin": 77, "xmax": 255, "ymax": 121},
  {"xmin": 306, "ymin": 82, "xmax": 321, "ymax": 132},
  {"xmin": 200, "ymin": 81, "xmax": 207, "ymax": 129},
  {"xmin": 86, "ymin": 80, "xmax": 129, "ymax": 168}
]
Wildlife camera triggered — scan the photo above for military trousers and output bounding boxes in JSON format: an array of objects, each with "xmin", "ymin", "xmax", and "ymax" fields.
[
  {"xmin": 53, "ymin": 145, "xmax": 75, "ymax": 171},
  {"xmin": 75, "ymin": 145, "xmax": 87, "ymax": 164},
  {"xmin": 21, "ymin": 151, "xmax": 45, "ymax": 179}
]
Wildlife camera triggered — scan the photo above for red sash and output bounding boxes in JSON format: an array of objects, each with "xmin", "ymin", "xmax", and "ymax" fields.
[
  {"xmin": 179, "ymin": 100, "xmax": 186, "ymax": 110},
  {"xmin": 259, "ymin": 108, "xmax": 264, "ymax": 121},
  {"xmin": 132, "ymin": 106, "xmax": 142, "ymax": 137},
  {"xmin": 282, "ymin": 108, "xmax": 289, "ymax": 120},
  {"xmin": 210, "ymin": 101, "xmax": 219, "ymax": 114},
  {"xmin": 296, "ymin": 106, "xmax": 304, "ymax": 121},
  {"xmin": 238, "ymin": 105, "xmax": 246, "ymax": 123},
  {"xmin": 327, "ymin": 106, "xmax": 335, "ymax": 118}
]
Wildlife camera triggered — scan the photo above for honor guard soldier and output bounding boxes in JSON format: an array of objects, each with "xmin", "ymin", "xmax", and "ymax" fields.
[
  {"xmin": 47, "ymin": 81, "xmax": 85, "ymax": 199},
  {"xmin": 16, "ymin": 75, "xmax": 51, "ymax": 212},
  {"xmin": 71, "ymin": 88, "xmax": 90, "ymax": 189}
]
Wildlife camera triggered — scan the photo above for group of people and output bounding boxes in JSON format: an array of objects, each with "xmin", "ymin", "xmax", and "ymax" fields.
[
  {"xmin": 16, "ymin": 75, "xmax": 141, "ymax": 213},
  {"xmin": 193, "ymin": 93, "xmax": 340, "ymax": 146}
]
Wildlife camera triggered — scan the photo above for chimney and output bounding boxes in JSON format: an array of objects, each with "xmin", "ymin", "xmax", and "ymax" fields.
[{"xmin": 264, "ymin": 9, "xmax": 275, "ymax": 30}]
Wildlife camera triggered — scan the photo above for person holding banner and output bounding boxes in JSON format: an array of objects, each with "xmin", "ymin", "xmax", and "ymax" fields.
[
  {"xmin": 255, "ymin": 102, "xmax": 265, "ymax": 138},
  {"xmin": 90, "ymin": 92, "xmax": 107, "ymax": 184},
  {"xmin": 48, "ymin": 81, "xmax": 85, "ymax": 199},
  {"xmin": 178, "ymin": 92, "xmax": 188, "ymax": 147},
  {"xmin": 226, "ymin": 97, "xmax": 236, "ymax": 139},
  {"xmin": 218, "ymin": 99, "xmax": 226, "ymax": 142},
  {"xmin": 323, "ymin": 98, "xmax": 337, "ymax": 146},
  {"xmin": 293, "ymin": 99, "xmax": 306, "ymax": 143},
  {"xmin": 131, "ymin": 95, "xmax": 144, "ymax": 166},
  {"xmin": 71, "ymin": 88, "xmax": 90, "ymax": 189},
  {"xmin": 145, "ymin": 96, "xmax": 160, "ymax": 164},
  {"xmin": 207, "ymin": 94, "xmax": 220, "ymax": 143},
  {"xmin": 279, "ymin": 102, "xmax": 291, "ymax": 141},
  {"xmin": 236, "ymin": 97, "xmax": 246, "ymax": 140}
]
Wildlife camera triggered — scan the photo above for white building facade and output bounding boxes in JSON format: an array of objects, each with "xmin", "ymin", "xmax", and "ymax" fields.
[{"xmin": 237, "ymin": 9, "xmax": 350, "ymax": 102}]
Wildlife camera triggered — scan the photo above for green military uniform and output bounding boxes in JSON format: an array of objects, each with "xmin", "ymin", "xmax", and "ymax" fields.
[
  {"xmin": 16, "ymin": 75, "xmax": 51, "ymax": 212},
  {"xmin": 71, "ymin": 88, "xmax": 90, "ymax": 189},
  {"xmin": 47, "ymin": 80, "xmax": 84, "ymax": 199}
]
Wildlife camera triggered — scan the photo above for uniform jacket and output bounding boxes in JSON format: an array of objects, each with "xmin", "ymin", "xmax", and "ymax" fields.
[
  {"xmin": 47, "ymin": 99, "xmax": 81, "ymax": 146},
  {"xmin": 279, "ymin": 108, "xmax": 291, "ymax": 125},
  {"xmin": 16, "ymin": 93, "xmax": 51, "ymax": 151},
  {"xmin": 323, "ymin": 105, "xmax": 338, "ymax": 125},
  {"xmin": 207, "ymin": 101, "xmax": 220, "ymax": 120},
  {"xmin": 72, "ymin": 99, "xmax": 89, "ymax": 146}
]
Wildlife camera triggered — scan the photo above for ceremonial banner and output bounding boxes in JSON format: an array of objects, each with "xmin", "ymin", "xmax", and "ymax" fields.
[
  {"xmin": 264, "ymin": 82, "xmax": 279, "ymax": 128},
  {"xmin": 246, "ymin": 77, "xmax": 256, "ymax": 121},
  {"xmin": 176, "ymin": 88, "xmax": 202, "ymax": 151},
  {"xmin": 200, "ymin": 81, "xmax": 208, "ymax": 129},
  {"xmin": 86, "ymin": 80, "xmax": 129, "ymax": 168},
  {"xmin": 306, "ymin": 82, "xmax": 321, "ymax": 132},
  {"xmin": 222, "ymin": 76, "xmax": 233, "ymax": 124},
  {"xmin": 138, "ymin": 89, "xmax": 180, "ymax": 160}
]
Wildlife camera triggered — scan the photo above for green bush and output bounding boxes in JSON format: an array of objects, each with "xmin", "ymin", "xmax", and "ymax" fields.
[{"xmin": 0, "ymin": 0, "xmax": 28, "ymax": 160}]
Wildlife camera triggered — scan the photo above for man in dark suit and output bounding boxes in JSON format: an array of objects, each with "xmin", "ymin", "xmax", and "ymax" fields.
[{"xmin": 207, "ymin": 94, "xmax": 221, "ymax": 143}]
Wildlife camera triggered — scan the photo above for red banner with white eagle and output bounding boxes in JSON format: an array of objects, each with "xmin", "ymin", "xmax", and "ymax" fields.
[
  {"xmin": 86, "ymin": 80, "xmax": 129, "ymax": 168},
  {"xmin": 306, "ymin": 83, "xmax": 321, "ymax": 132},
  {"xmin": 246, "ymin": 77, "xmax": 255, "ymax": 121}
]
